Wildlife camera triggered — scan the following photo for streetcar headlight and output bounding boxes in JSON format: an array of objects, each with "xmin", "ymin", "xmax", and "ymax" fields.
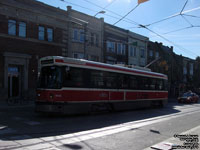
[{"xmin": 50, "ymin": 93, "xmax": 54, "ymax": 99}]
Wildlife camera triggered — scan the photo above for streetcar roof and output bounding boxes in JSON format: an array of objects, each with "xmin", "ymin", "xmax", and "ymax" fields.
[{"xmin": 40, "ymin": 56, "xmax": 168, "ymax": 80}]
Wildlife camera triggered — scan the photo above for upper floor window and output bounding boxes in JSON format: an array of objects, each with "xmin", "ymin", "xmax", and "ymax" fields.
[
  {"xmin": 129, "ymin": 46, "xmax": 136, "ymax": 57},
  {"xmin": 73, "ymin": 53, "xmax": 84, "ymax": 59},
  {"xmin": 149, "ymin": 50, "xmax": 153, "ymax": 57},
  {"xmin": 140, "ymin": 48, "xmax": 145, "ymax": 58},
  {"xmin": 38, "ymin": 26, "xmax": 45, "ymax": 40},
  {"xmin": 79, "ymin": 29, "xmax": 85, "ymax": 43},
  {"xmin": 19, "ymin": 22, "xmax": 26, "ymax": 37},
  {"xmin": 8, "ymin": 20, "xmax": 16, "ymax": 35},
  {"xmin": 47, "ymin": 28, "xmax": 53, "ymax": 42},
  {"xmin": 183, "ymin": 67, "xmax": 187, "ymax": 75},
  {"xmin": 73, "ymin": 29, "xmax": 78, "ymax": 41},
  {"xmin": 117, "ymin": 43, "xmax": 126, "ymax": 55},
  {"xmin": 73, "ymin": 29, "xmax": 85, "ymax": 43},
  {"xmin": 91, "ymin": 33, "xmax": 99, "ymax": 47},
  {"xmin": 190, "ymin": 63, "xmax": 193, "ymax": 75},
  {"xmin": 156, "ymin": 51, "xmax": 159, "ymax": 58},
  {"xmin": 107, "ymin": 41, "xmax": 115, "ymax": 53},
  {"xmin": 122, "ymin": 45, "xmax": 126, "ymax": 55},
  {"xmin": 117, "ymin": 43, "xmax": 122, "ymax": 54}
]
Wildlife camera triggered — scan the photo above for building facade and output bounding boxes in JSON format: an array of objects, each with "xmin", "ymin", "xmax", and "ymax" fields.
[
  {"xmin": 66, "ymin": 6, "xmax": 104, "ymax": 62},
  {"xmin": 104, "ymin": 23, "xmax": 128, "ymax": 64},
  {"xmin": 128, "ymin": 31, "xmax": 148, "ymax": 67},
  {"xmin": 0, "ymin": 0, "xmax": 68, "ymax": 100}
]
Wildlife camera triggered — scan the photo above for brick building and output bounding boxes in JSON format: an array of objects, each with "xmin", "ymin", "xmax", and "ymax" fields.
[
  {"xmin": 66, "ymin": 6, "xmax": 104, "ymax": 62},
  {"xmin": 104, "ymin": 23, "xmax": 128, "ymax": 64},
  {"xmin": 0, "ymin": 0, "xmax": 68, "ymax": 100},
  {"xmin": 128, "ymin": 31, "xmax": 148, "ymax": 67}
]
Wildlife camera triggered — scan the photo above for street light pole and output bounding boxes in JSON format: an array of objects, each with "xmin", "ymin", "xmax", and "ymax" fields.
[{"xmin": 94, "ymin": 11, "xmax": 106, "ymax": 17}]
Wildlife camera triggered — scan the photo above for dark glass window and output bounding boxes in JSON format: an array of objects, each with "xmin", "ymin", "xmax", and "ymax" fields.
[
  {"xmin": 130, "ymin": 76, "xmax": 138, "ymax": 89},
  {"xmin": 38, "ymin": 26, "xmax": 45, "ymax": 40},
  {"xmin": 104, "ymin": 72, "xmax": 117, "ymax": 88},
  {"xmin": 8, "ymin": 20, "xmax": 16, "ymax": 35},
  {"xmin": 19, "ymin": 22, "xmax": 26, "ymax": 37},
  {"xmin": 63, "ymin": 67, "xmax": 83, "ymax": 87},
  {"xmin": 90, "ymin": 70, "xmax": 104, "ymax": 88},
  {"xmin": 47, "ymin": 28, "xmax": 53, "ymax": 42},
  {"xmin": 39, "ymin": 66, "xmax": 62, "ymax": 89}
]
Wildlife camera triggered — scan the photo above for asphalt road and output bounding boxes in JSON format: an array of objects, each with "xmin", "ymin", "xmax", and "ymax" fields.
[{"xmin": 0, "ymin": 102, "xmax": 200, "ymax": 150}]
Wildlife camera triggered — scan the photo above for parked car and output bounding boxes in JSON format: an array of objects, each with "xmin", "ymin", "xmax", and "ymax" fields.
[{"xmin": 178, "ymin": 92, "xmax": 199, "ymax": 103}]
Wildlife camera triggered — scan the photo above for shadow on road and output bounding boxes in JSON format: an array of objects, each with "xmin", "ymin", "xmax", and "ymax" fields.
[{"xmin": 0, "ymin": 101, "xmax": 198, "ymax": 144}]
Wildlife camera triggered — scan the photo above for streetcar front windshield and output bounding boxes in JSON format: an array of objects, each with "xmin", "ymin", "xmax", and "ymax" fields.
[{"xmin": 38, "ymin": 66, "xmax": 62, "ymax": 89}]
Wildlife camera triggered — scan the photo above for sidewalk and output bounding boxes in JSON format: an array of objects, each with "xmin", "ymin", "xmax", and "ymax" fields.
[
  {"xmin": 0, "ymin": 99, "xmax": 35, "ymax": 111},
  {"xmin": 144, "ymin": 125, "xmax": 200, "ymax": 150}
]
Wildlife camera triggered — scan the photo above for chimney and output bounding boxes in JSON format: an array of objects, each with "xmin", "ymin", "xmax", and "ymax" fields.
[{"xmin": 67, "ymin": 6, "xmax": 72, "ymax": 11}]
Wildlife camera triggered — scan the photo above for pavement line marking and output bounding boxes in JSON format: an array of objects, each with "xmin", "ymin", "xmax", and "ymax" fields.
[{"xmin": 42, "ymin": 108, "xmax": 200, "ymax": 146}]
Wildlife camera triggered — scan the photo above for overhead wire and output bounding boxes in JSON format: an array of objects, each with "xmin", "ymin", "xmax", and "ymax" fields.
[
  {"xmin": 113, "ymin": 4, "xmax": 139, "ymax": 25},
  {"xmin": 81, "ymin": 0, "xmax": 139, "ymax": 26},
  {"xmin": 60, "ymin": 0, "xmax": 139, "ymax": 25},
  {"xmin": 182, "ymin": 14, "xmax": 200, "ymax": 19},
  {"xmin": 59, "ymin": 0, "xmax": 199, "ymax": 57},
  {"xmin": 144, "ymin": 26, "xmax": 198, "ymax": 57}
]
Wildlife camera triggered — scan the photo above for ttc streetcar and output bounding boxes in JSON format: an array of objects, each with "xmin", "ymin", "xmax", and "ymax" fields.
[{"xmin": 36, "ymin": 56, "xmax": 168, "ymax": 114}]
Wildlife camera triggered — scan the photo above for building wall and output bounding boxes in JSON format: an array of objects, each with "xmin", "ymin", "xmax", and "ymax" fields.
[
  {"xmin": 104, "ymin": 23, "xmax": 128, "ymax": 64},
  {"xmin": 128, "ymin": 31, "xmax": 148, "ymax": 67},
  {"xmin": 67, "ymin": 6, "xmax": 104, "ymax": 62},
  {"xmin": 0, "ymin": 0, "xmax": 67, "ymax": 100}
]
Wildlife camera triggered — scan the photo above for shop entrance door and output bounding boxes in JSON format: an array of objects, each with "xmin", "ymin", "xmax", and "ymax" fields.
[{"xmin": 8, "ymin": 67, "xmax": 20, "ymax": 98}]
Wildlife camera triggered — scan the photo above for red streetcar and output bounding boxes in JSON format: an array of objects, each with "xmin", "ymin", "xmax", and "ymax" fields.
[{"xmin": 36, "ymin": 56, "xmax": 168, "ymax": 114}]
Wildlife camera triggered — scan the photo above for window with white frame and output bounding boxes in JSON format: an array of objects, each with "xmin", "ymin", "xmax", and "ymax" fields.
[
  {"xmin": 117, "ymin": 43, "xmax": 126, "ymax": 55},
  {"xmin": 47, "ymin": 28, "xmax": 53, "ymax": 42},
  {"xmin": 73, "ymin": 29, "xmax": 85, "ymax": 43},
  {"xmin": 91, "ymin": 33, "xmax": 99, "ymax": 47},
  {"xmin": 8, "ymin": 20, "xmax": 16, "ymax": 35},
  {"xmin": 79, "ymin": 29, "xmax": 84, "ymax": 42},
  {"xmin": 38, "ymin": 26, "xmax": 45, "ymax": 40},
  {"xmin": 19, "ymin": 22, "xmax": 26, "ymax": 37},
  {"xmin": 106, "ymin": 41, "xmax": 115, "ymax": 53},
  {"xmin": 129, "ymin": 46, "xmax": 136, "ymax": 57},
  {"xmin": 140, "ymin": 48, "xmax": 145, "ymax": 58},
  {"xmin": 73, "ymin": 29, "xmax": 79, "ymax": 41}
]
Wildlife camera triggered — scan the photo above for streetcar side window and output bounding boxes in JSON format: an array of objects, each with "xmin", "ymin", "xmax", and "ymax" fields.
[
  {"xmin": 129, "ymin": 76, "xmax": 138, "ymax": 89},
  {"xmin": 63, "ymin": 67, "xmax": 84, "ymax": 87},
  {"xmin": 118, "ymin": 74, "xmax": 129, "ymax": 89},
  {"xmin": 62, "ymin": 66, "xmax": 167, "ymax": 91},
  {"xmin": 104, "ymin": 72, "xmax": 118, "ymax": 88},
  {"xmin": 149, "ymin": 79, "xmax": 156, "ymax": 90},
  {"xmin": 90, "ymin": 70, "xmax": 105, "ymax": 88}
]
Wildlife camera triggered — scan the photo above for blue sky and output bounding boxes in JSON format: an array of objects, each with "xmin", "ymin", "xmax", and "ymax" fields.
[{"xmin": 37, "ymin": 0, "xmax": 200, "ymax": 59}]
